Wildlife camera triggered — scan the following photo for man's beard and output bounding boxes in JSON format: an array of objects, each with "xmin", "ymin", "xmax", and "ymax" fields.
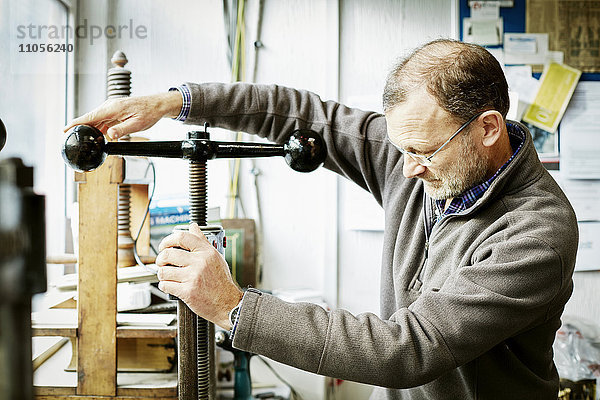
[{"xmin": 421, "ymin": 135, "xmax": 490, "ymax": 200}]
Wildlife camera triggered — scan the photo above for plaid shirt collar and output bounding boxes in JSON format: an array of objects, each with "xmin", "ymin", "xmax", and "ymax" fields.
[{"xmin": 432, "ymin": 122, "xmax": 526, "ymax": 223}]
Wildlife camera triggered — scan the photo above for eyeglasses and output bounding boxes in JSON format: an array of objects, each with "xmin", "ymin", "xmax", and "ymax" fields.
[{"xmin": 389, "ymin": 111, "xmax": 484, "ymax": 167}]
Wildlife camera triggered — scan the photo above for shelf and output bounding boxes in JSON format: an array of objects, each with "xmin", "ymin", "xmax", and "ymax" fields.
[
  {"xmin": 116, "ymin": 325, "xmax": 177, "ymax": 339},
  {"xmin": 33, "ymin": 326, "xmax": 77, "ymax": 338},
  {"xmin": 32, "ymin": 309, "xmax": 177, "ymax": 339},
  {"xmin": 33, "ymin": 325, "xmax": 176, "ymax": 339},
  {"xmin": 34, "ymin": 340, "xmax": 177, "ymax": 398}
]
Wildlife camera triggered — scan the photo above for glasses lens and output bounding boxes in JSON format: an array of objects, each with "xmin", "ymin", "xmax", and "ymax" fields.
[
  {"xmin": 389, "ymin": 138, "xmax": 432, "ymax": 167},
  {"xmin": 408, "ymin": 153, "xmax": 431, "ymax": 167}
]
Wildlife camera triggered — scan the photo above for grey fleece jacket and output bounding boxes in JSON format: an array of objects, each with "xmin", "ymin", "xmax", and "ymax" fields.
[{"xmin": 183, "ymin": 82, "xmax": 578, "ymax": 399}]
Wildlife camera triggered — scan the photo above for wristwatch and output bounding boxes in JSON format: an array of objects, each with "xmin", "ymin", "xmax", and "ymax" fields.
[
  {"xmin": 228, "ymin": 299, "xmax": 243, "ymax": 327},
  {"xmin": 228, "ymin": 288, "xmax": 261, "ymax": 330}
]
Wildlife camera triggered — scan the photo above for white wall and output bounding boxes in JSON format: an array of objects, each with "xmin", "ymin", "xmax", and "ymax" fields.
[
  {"xmin": 335, "ymin": 1, "xmax": 454, "ymax": 397},
  {"xmin": 74, "ymin": 1, "xmax": 455, "ymax": 399}
]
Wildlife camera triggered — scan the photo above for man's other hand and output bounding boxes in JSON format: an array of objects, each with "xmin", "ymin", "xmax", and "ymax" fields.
[{"xmin": 156, "ymin": 223, "xmax": 244, "ymax": 330}]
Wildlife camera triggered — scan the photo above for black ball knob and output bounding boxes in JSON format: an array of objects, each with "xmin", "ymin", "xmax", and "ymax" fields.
[
  {"xmin": 0, "ymin": 118, "xmax": 6, "ymax": 153},
  {"xmin": 62, "ymin": 125, "xmax": 107, "ymax": 172},
  {"xmin": 283, "ymin": 130, "xmax": 327, "ymax": 172}
]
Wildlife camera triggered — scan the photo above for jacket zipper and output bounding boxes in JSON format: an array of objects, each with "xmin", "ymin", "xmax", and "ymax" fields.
[
  {"xmin": 416, "ymin": 195, "xmax": 477, "ymax": 290},
  {"xmin": 417, "ymin": 196, "xmax": 456, "ymax": 288},
  {"xmin": 414, "ymin": 197, "xmax": 431, "ymax": 290}
]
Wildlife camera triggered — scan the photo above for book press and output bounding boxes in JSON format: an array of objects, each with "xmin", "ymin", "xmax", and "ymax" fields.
[
  {"xmin": 59, "ymin": 122, "xmax": 325, "ymax": 398},
  {"xmin": 63, "ymin": 117, "xmax": 326, "ymax": 399}
]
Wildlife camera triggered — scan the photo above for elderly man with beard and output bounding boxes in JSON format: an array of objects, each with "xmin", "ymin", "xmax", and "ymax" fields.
[{"xmin": 65, "ymin": 39, "xmax": 578, "ymax": 399}]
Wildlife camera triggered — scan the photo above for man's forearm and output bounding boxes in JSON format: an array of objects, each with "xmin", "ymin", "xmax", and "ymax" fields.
[{"xmin": 161, "ymin": 90, "xmax": 184, "ymax": 119}]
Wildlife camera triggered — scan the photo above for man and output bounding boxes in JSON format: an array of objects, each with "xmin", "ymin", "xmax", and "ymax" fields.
[{"xmin": 65, "ymin": 39, "xmax": 578, "ymax": 399}]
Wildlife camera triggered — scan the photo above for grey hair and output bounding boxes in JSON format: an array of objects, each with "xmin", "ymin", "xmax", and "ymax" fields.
[{"xmin": 383, "ymin": 39, "xmax": 509, "ymax": 123}]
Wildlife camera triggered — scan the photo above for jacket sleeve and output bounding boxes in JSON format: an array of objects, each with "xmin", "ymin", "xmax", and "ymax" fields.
[
  {"xmin": 232, "ymin": 233, "xmax": 570, "ymax": 389},
  {"xmin": 183, "ymin": 82, "xmax": 402, "ymax": 205}
]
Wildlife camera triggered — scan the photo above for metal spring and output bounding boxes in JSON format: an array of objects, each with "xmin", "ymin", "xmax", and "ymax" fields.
[
  {"xmin": 188, "ymin": 159, "xmax": 211, "ymax": 399},
  {"xmin": 118, "ymin": 184, "xmax": 131, "ymax": 233},
  {"xmin": 108, "ymin": 50, "xmax": 135, "ymax": 267},
  {"xmin": 116, "ymin": 130, "xmax": 130, "ymax": 244},
  {"xmin": 197, "ymin": 318, "xmax": 210, "ymax": 398},
  {"xmin": 189, "ymin": 161, "xmax": 208, "ymax": 225},
  {"xmin": 110, "ymin": 51, "xmax": 132, "ymax": 240}
]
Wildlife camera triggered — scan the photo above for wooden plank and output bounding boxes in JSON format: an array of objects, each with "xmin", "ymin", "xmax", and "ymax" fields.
[
  {"xmin": 46, "ymin": 254, "xmax": 156, "ymax": 265},
  {"xmin": 35, "ymin": 386, "xmax": 76, "ymax": 396},
  {"xmin": 77, "ymin": 155, "xmax": 120, "ymax": 396},
  {"xmin": 118, "ymin": 388, "xmax": 177, "ymax": 398},
  {"xmin": 33, "ymin": 326, "xmax": 176, "ymax": 339},
  {"xmin": 35, "ymin": 395, "xmax": 178, "ymax": 400},
  {"xmin": 37, "ymin": 395, "xmax": 176, "ymax": 400},
  {"xmin": 116, "ymin": 326, "xmax": 177, "ymax": 339},
  {"xmin": 36, "ymin": 385, "xmax": 177, "ymax": 398},
  {"xmin": 33, "ymin": 337, "xmax": 70, "ymax": 371},
  {"xmin": 110, "ymin": 156, "xmax": 125, "ymax": 184},
  {"xmin": 129, "ymin": 184, "xmax": 150, "ymax": 258},
  {"xmin": 33, "ymin": 327, "xmax": 77, "ymax": 337},
  {"xmin": 36, "ymin": 396, "xmax": 176, "ymax": 399}
]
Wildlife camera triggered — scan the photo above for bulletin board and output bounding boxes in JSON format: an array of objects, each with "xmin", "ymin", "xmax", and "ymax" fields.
[{"xmin": 459, "ymin": 0, "xmax": 600, "ymax": 80}]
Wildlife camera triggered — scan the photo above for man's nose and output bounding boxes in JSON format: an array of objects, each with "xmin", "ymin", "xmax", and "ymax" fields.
[{"xmin": 403, "ymin": 155, "xmax": 427, "ymax": 179}]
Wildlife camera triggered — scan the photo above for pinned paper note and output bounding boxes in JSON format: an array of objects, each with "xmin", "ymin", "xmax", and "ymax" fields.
[
  {"xmin": 560, "ymin": 81, "xmax": 600, "ymax": 179},
  {"xmin": 470, "ymin": 1, "xmax": 500, "ymax": 19},
  {"xmin": 575, "ymin": 222, "xmax": 600, "ymax": 271},
  {"xmin": 504, "ymin": 33, "xmax": 548, "ymax": 65},
  {"xmin": 505, "ymin": 65, "xmax": 540, "ymax": 104},
  {"xmin": 522, "ymin": 62, "xmax": 581, "ymax": 133},
  {"xmin": 463, "ymin": 18, "xmax": 503, "ymax": 46}
]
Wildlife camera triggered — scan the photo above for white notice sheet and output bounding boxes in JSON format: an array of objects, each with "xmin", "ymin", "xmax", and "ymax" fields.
[
  {"xmin": 576, "ymin": 222, "xmax": 600, "ymax": 271},
  {"xmin": 560, "ymin": 81, "xmax": 600, "ymax": 179}
]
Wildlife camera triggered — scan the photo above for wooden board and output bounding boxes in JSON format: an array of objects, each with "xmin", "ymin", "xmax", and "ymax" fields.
[
  {"xmin": 66, "ymin": 337, "xmax": 176, "ymax": 372},
  {"xmin": 77, "ymin": 156, "xmax": 120, "ymax": 396},
  {"xmin": 130, "ymin": 183, "xmax": 151, "ymax": 258}
]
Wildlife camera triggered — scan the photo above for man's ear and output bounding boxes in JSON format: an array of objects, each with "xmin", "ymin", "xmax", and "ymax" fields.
[{"xmin": 479, "ymin": 111, "xmax": 504, "ymax": 148}]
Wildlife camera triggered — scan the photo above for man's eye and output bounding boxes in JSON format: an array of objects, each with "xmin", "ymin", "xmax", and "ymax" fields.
[{"xmin": 408, "ymin": 149, "xmax": 427, "ymax": 156}]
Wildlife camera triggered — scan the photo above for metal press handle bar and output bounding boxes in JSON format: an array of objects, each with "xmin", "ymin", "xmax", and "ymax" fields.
[{"xmin": 62, "ymin": 124, "xmax": 326, "ymax": 173}]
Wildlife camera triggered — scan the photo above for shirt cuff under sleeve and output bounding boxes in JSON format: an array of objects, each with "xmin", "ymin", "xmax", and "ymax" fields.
[
  {"xmin": 230, "ymin": 287, "xmax": 262, "ymax": 341},
  {"xmin": 168, "ymin": 84, "xmax": 191, "ymax": 122}
]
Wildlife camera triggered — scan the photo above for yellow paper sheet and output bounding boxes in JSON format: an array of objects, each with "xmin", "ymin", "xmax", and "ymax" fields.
[{"xmin": 523, "ymin": 62, "xmax": 581, "ymax": 133}]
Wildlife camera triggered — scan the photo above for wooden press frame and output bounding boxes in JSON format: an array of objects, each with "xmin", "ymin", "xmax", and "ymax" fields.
[{"xmin": 33, "ymin": 156, "xmax": 177, "ymax": 399}]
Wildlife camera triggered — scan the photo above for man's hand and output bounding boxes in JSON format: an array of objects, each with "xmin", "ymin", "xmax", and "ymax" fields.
[
  {"xmin": 156, "ymin": 223, "xmax": 244, "ymax": 330},
  {"xmin": 63, "ymin": 91, "xmax": 183, "ymax": 140}
]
